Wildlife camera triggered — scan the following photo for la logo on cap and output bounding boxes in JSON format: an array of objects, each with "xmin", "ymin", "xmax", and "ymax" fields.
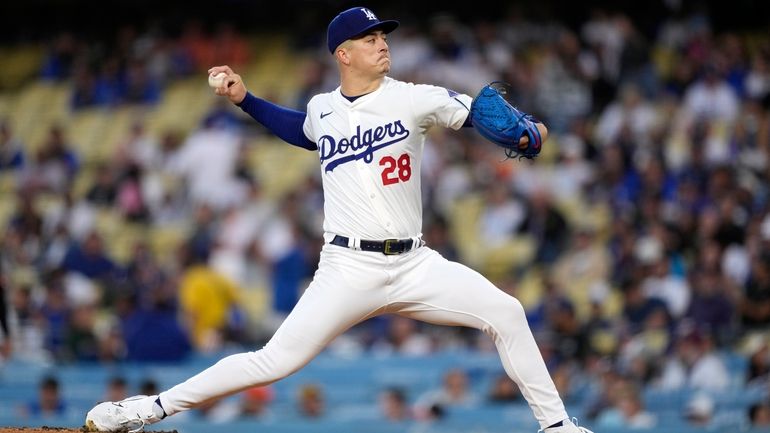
[{"xmin": 361, "ymin": 8, "xmax": 377, "ymax": 20}]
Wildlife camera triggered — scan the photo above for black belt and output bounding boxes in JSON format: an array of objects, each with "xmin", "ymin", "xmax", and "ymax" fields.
[{"xmin": 330, "ymin": 235, "xmax": 418, "ymax": 255}]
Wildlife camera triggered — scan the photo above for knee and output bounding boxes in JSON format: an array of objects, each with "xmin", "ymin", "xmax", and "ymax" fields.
[
  {"xmin": 251, "ymin": 338, "xmax": 315, "ymax": 380},
  {"xmin": 255, "ymin": 347, "xmax": 302, "ymax": 380},
  {"xmin": 489, "ymin": 296, "xmax": 528, "ymax": 328}
]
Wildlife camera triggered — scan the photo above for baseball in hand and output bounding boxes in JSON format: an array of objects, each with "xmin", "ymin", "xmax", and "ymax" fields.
[{"xmin": 208, "ymin": 72, "xmax": 227, "ymax": 88}]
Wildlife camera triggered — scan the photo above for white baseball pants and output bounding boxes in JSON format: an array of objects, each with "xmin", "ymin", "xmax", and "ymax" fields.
[{"xmin": 159, "ymin": 243, "xmax": 568, "ymax": 428}]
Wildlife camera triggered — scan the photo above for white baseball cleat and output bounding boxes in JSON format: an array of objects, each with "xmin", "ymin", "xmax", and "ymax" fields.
[
  {"xmin": 541, "ymin": 418, "xmax": 595, "ymax": 433},
  {"xmin": 85, "ymin": 394, "xmax": 162, "ymax": 432}
]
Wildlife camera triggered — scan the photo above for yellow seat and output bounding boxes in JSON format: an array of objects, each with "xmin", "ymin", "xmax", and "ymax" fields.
[
  {"xmin": 248, "ymin": 137, "xmax": 318, "ymax": 199},
  {"xmin": 108, "ymin": 222, "xmax": 147, "ymax": 264},
  {"xmin": 448, "ymin": 193, "xmax": 485, "ymax": 267},
  {"xmin": 479, "ymin": 237, "xmax": 536, "ymax": 282},
  {"xmin": 148, "ymin": 224, "xmax": 191, "ymax": 266},
  {"xmin": 0, "ymin": 45, "xmax": 45, "ymax": 90}
]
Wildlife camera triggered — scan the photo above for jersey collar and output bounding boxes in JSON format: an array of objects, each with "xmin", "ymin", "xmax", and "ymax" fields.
[{"xmin": 334, "ymin": 77, "xmax": 391, "ymax": 107}]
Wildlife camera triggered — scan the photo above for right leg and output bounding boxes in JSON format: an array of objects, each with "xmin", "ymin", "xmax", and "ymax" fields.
[
  {"xmin": 390, "ymin": 248, "xmax": 569, "ymax": 430},
  {"xmin": 158, "ymin": 245, "xmax": 391, "ymax": 415}
]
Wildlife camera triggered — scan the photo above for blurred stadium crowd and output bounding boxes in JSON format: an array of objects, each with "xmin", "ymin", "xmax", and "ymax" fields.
[{"xmin": 0, "ymin": 0, "xmax": 770, "ymax": 432}]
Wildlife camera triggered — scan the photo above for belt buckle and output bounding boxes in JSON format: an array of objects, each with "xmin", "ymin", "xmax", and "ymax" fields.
[{"xmin": 383, "ymin": 239, "xmax": 399, "ymax": 255}]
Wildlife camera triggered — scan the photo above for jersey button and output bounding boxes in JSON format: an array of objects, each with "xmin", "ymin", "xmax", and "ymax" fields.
[{"xmin": 370, "ymin": 193, "xmax": 375, "ymax": 199}]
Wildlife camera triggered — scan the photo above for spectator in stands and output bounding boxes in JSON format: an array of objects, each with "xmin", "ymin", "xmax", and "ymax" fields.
[
  {"xmin": 255, "ymin": 192, "xmax": 312, "ymax": 329},
  {"xmin": 185, "ymin": 204, "xmax": 217, "ymax": 265},
  {"xmin": 594, "ymin": 83, "xmax": 660, "ymax": 149},
  {"xmin": 39, "ymin": 271, "xmax": 70, "ymax": 360},
  {"xmin": 165, "ymin": 117, "xmax": 244, "ymax": 211},
  {"xmin": 618, "ymin": 303, "xmax": 673, "ymax": 385},
  {"xmin": 177, "ymin": 243, "xmax": 244, "ymax": 352},
  {"xmin": 21, "ymin": 375, "xmax": 68, "ymax": 419},
  {"xmin": 685, "ymin": 269, "xmax": 736, "ymax": 343},
  {"xmin": 0, "ymin": 119, "xmax": 25, "ymax": 172},
  {"xmin": 92, "ymin": 56, "xmax": 125, "ymax": 107},
  {"xmin": 549, "ymin": 301, "xmax": 590, "ymax": 365},
  {"xmin": 620, "ymin": 275, "xmax": 670, "ymax": 336},
  {"xmin": 105, "ymin": 376, "xmax": 128, "ymax": 402},
  {"xmin": 526, "ymin": 277, "xmax": 574, "ymax": 333},
  {"xmin": 421, "ymin": 12, "xmax": 496, "ymax": 95},
  {"xmin": 372, "ymin": 316, "xmax": 432, "ymax": 356},
  {"xmin": 114, "ymin": 120, "xmax": 160, "ymax": 171},
  {"xmin": 749, "ymin": 400, "xmax": 770, "ymax": 427},
  {"xmin": 584, "ymin": 365, "xmax": 624, "ymax": 421},
  {"xmin": 638, "ymin": 235, "xmax": 691, "ymax": 320},
  {"xmin": 85, "ymin": 163, "xmax": 118, "ymax": 207},
  {"xmin": 741, "ymin": 253, "xmax": 770, "ymax": 329},
  {"xmin": 518, "ymin": 187, "xmax": 569, "ymax": 265},
  {"xmin": 115, "ymin": 163, "xmax": 150, "ymax": 222},
  {"xmin": 122, "ymin": 285, "xmax": 192, "ymax": 362},
  {"xmin": 414, "ymin": 368, "xmax": 480, "ymax": 415},
  {"xmin": 477, "ymin": 181, "xmax": 525, "ymax": 248},
  {"xmin": 123, "ymin": 59, "xmax": 162, "ymax": 105},
  {"xmin": 534, "ymin": 29, "xmax": 594, "ymax": 133},
  {"xmin": 745, "ymin": 335, "xmax": 769, "ymax": 385},
  {"xmin": 236, "ymin": 386, "xmax": 274, "ymax": 419},
  {"xmin": 297, "ymin": 384, "xmax": 325, "ymax": 419},
  {"xmin": 7, "ymin": 193, "xmax": 44, "ymax": 264},
  {"xmin": 487, "ymin": 372, "xmax": 522, "ymax": 403},
  {"xmin": 655, "ymin": 326, "xmax": 730, "ymax": 391},
  {"xmin": 40, "ymin": 32, "xmax": 79, "ymax": 81},
  {"xmin": 552, "ymin": 364, "xmax": 581, "ymax": 405},
  {"xmin": 211, "ymin": 180, "xmax": 273, "ymax": 289},
  {"xmin": 61, "ymin": 230, "xmax": 119, "ymax": 281},
  {"xmin": 70, "ymin": 61, "xmax": 99, "ymax": 109},
  {"xmin": 23, "ymin": 124, "xmax": 79, "ymax": 195},
  {"xmin": 200, "ymin": 386, "xmax": 275, "ymax": 422},
  {"xmin": 293, "ymin": 57, "xmax": 331, "ymax": 110},
  {"xmin": 64, "ymin": 303, "xmax": 100, "ymax": 361},
  {"xmin": 379, "ymin": 387, "xmax": 412, "ymax": 422},
  {"xmin": 682, "ymin": 61, "xmax": 740, "ymax": 126},
  {"xmin": 422, "ymin": 214, "xmax": 460, "ymax": 263},
  {"xmin": 201, "ymin": 98, "xmax": 244, "ymax": 133},
  {"xmin": 552, "ymin": 222, "xmax": 611, "ymax": 305},
  {"xmin": 551, "ymin": 125, "xmax": 596, "ymax": 200},
  {"xmin": 139, "ymin": 378, "xmax": 159, "ymax": 396},
  {"xmin": 595, "ymin": 380, "xmax": 657, "ymax": 429},
  {"xmin": 124, "ymin": 241, "xmax": 168, "ymax": 308}
]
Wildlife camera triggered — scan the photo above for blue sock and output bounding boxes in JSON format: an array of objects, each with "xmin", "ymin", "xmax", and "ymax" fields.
[
  {"xmin": 547, "ymin": 420, "xmax": 564, "ymax": 429},
  {"xmin": 153, "ymin": 397, "xmax": 167, "ymax": 419}
]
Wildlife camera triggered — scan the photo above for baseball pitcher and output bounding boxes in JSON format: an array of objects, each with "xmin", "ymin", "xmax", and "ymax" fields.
[{"xmin": 86, "ymin": 6, "xmax": 591, "ymax": 433}]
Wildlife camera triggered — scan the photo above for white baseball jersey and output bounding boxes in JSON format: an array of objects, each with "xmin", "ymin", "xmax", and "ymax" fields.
[{"xmin": 302, "ymin": 77, "xmax": 472, "ymax": 240}]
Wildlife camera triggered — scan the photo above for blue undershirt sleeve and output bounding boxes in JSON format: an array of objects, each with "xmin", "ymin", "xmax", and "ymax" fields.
[{"xmin": 236, "ymin": 92, "xmax": 318, "ymax": 151}]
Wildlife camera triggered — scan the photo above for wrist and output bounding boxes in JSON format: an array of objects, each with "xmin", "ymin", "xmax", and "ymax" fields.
[{"xmin": 235, "ymin": 92, "xmax": 252, "ymax": 106}]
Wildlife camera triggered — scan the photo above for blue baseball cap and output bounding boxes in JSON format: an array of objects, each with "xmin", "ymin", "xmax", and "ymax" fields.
[{"xmin": 327, "ymin": 7, "xmax": 399, "ymax": 54}]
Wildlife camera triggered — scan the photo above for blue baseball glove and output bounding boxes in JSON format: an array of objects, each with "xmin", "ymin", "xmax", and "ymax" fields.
[{"xmin": 470, "ymin": 82, "xmax": 542, "ymax": 160}]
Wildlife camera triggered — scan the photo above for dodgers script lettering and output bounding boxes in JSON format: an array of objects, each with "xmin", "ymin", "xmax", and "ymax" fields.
[{"xmin": 319, "ymin": 120, "xmax": 410, "ymax": 172}]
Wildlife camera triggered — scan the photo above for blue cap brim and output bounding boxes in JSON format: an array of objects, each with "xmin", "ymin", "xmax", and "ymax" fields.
[{"xmin": 353, "ymin": 20, "xmax": 399, "ymax": 38}]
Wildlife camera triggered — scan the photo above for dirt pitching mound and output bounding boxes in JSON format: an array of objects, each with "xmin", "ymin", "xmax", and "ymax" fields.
[{"xmin": 0, "ymin": 428, "xmax": 178, "ymax": 433}]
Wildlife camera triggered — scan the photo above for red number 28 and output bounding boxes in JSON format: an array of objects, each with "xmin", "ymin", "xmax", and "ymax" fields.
[{"xmin": 379, "ymin": 153, "xmax": 412, "ymax": 185}]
